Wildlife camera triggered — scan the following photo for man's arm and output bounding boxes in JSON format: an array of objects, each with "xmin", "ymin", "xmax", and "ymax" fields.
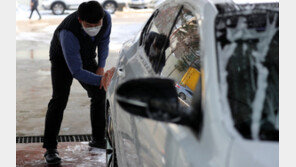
[
  {"xmin": 97, "ymin": 12, "xmax": 112, "ymax": 74},
  {"xmin": 59, "ymin": 30, "xmax": 102, "ymax": 86}
]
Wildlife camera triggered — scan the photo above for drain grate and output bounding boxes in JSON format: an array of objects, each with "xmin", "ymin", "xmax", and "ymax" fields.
[{"xmin": 16, "ymin": 135, "xmax": 93, "ymax": 144}]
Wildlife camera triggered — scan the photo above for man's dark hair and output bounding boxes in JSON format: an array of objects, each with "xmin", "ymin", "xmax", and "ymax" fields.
[
  {"xmin": 78, "ymin": 1, "xmax": 105, "ymax": 24},
  {"xmin": 155, "ymin": 34, "xmax": 170, "ymax": 50}
]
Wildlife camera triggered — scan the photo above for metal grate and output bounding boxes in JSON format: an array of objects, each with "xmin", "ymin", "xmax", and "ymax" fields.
[{"xmin": 16, "ymin": 135, "xmax": 93, "ymax": 144}]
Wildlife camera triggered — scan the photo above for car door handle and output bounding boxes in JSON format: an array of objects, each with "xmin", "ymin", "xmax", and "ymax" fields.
[{"xmin": 117, "ymin": 68, "xmax": 125, "ymax": 77}]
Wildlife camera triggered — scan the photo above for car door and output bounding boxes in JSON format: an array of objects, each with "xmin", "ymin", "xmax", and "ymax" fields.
[
  {"xmin": 128, "ymin": 4, "xmax": 204, "ymax": 167},
  {"xmin": 113, "ymin": 3, "xmax": 183, "ymax": 167},
  {"xmin": 152, "ymin": 5, "xmax": 204, "ymax": 166},
  {"xmin": 130, "ymin": 3, "xmax": 231, "ymax": 167},
  {"xmin": 111, "ymin": 9, "xmax": 162, "ymax": 167},
  {"xmin": 113, "ymin": 5, "xmax": 179, "ymax": 167}
]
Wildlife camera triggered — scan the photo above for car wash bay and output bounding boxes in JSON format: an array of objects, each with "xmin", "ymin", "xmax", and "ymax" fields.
[{"xmin": 16, "ymin": 10, "xmax": 151, "ymax": 166}]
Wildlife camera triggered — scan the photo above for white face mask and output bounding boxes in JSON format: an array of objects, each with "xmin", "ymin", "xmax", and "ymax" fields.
[{"xmin": 83, "ymin": 25, "xmax": 102, "ymax": 37}]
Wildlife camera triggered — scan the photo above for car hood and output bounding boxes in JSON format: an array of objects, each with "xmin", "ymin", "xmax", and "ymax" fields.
[{"xmin": 228, "ymin": 138, "xmax": 278, "ymax": 167}]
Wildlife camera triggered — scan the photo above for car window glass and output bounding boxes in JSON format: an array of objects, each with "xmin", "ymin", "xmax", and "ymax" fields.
[
  {"xmin": 160, "ymin": 8, "xmax": 201, "ymax": 106},
  {"xmin": 142, "ymin": 4, "xmax": 181, "ymax": 73},
  {"xmin": 140, "ymin": 10, "xmax": 159, "ymax": 46},
  {"xmin": 215, "ymin": 11, "xmax": 279, "ymax": 141},
  {"xmin": 186, "ymin": 89, "xmax": 193, "ymax": 95}
]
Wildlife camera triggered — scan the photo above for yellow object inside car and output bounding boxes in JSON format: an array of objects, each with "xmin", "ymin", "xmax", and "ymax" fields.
[{"xmin": 180, "ymin": 67, "xmax": 200, "ymax": 91}]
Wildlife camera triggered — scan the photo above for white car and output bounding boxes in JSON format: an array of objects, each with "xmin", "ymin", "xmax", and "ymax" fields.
[
  {"xmin": 147, "ymin": 0, "xmax": 165, "ymax": 8},
  {"xmin": 41, "ymin": 0, "xmax": 125, "ymax": 14},
  {"xmin": 127, "ymin": 0, "xmax": 151, "ymax": 8},
  {"xmin": 175, "ymin": 83, "xmax": 193, "ymax": 103},
  {"xmin": 106, "ymin": 0, "xmax": 279, "ymax": 167}
]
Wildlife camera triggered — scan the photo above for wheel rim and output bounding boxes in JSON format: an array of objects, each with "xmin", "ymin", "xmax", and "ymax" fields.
[
  {"xmin": 104, "ymin": 3, "xmax": 115, "ymax": 13},
  {"xmin": 53, "ymin": 4, "xmax": 64, "ymax": 15},
  {"xmin": 180, "ymin": 93, "xmax": 186, "ymax": 100}
]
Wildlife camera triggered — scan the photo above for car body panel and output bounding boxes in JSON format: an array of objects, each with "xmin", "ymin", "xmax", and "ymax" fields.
[
  {"xmin": 107, "ymin": 1, "xmax": 234, "ymax": 166},
  {"xmin": 228, "ymin": 139, "xmax": 279, "ymax": 167},
  {"xmin": 106, "ymin": 0, "xmax": 279, "ymax": 167},
  {"xmin": 128, "ymin": 0, "xmax": 151, "ymax": 8}
]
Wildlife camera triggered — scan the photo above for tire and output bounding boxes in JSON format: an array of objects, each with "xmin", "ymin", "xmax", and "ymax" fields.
[
  {"xmin": 51, "ymin": 2, "xmax": 65, "ymax": 15},
  {"xmin": 106, "ymin": 107, "xmax": 118, "ymax": 167},
  {"xmin": 103, "ymin": 1, "xmax": 117, "ymax": 14},
  {"xmin": 179, "ymin": 93, "xmax": 186, "ymax": 100}
]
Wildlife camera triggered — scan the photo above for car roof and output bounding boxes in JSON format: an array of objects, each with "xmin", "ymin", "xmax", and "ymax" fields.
[
  {"xmin": 180, "ymin": 0, "xmax": 276, "ymax": 21},
  {"xmin": 183, "ymin": 0, "xmax": 279, "ymax": 5},
  {"xmin": 160, "ymin": 0, "xmax": 278, "ymax": 14}
]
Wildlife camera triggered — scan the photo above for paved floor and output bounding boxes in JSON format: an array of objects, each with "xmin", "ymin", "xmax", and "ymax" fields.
[{"xmin": 16, "ymin": 142, "xmax": 106, "ymax": 167}]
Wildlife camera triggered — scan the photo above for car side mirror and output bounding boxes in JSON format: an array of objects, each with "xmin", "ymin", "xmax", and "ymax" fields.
[{"xmin": 115, "ymin": 78, "xmax": 190, "ymax": 124}]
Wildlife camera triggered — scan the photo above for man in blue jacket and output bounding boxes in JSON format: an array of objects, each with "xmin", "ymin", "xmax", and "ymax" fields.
[
  {"xmin": 29, "ymin": 0, "xmax": 41, "ymax": 20},
  {"xmin": 42, "ymin": 1, "xmax": 114, "ymax": 164}
]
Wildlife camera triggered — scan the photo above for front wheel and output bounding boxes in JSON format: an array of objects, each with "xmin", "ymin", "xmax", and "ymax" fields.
[
  {"xmin": 106, "ymin": 107, "xmax": 118, "ymax": 167},
  {"xmin": 103, "ymin": 1, "xmax": 117, "ymax": 14},
  {"xmin": 51, "ymin": 2, "xmax": 65, "ymax": 15},
  {"xmin": 179, "ymin": 92, "xmax": 186, "ymax": 100}
]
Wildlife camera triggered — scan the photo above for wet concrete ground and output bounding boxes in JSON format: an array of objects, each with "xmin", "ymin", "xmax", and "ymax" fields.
[
  {"xmin": 16, "ymin": 11, "xmax": 151, "ymax": 136},
  {"xmin": 16, "ymin": 142, "xmax": 106, "ymax": 166}
]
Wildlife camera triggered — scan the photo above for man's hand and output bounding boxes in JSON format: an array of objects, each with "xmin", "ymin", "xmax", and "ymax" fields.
[
  {"xmin": 96, "ymin": 67, "xmax": 104, "ymax": 76},
  {"xmin": 100, "ymin": 67, "xmax": 116, "ymax": 91}
]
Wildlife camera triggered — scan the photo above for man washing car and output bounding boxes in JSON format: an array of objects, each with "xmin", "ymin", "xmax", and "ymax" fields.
[{"xmin": 42, "ymin": 1, "xmax": 115, "ymax": 164}]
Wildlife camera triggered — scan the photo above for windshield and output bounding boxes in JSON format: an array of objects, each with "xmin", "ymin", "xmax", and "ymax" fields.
[{"xmin": 215, "ymin": 11, "xmax": 279, "ymax": 141}]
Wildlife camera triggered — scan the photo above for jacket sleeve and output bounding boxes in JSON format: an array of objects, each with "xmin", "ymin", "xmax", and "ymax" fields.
[{"xmin": 59, "ymin": 30, "xmax": 102, "ymax": 86}]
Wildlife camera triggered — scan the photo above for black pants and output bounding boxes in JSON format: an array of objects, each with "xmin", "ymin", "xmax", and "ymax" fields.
[
  {"xmin": 29, "ymin": 7, "xmax": 41, "ymax": 19},
  {"xmin": 43, "ymin": 60, "xmax": 106, "ymax": 149}
]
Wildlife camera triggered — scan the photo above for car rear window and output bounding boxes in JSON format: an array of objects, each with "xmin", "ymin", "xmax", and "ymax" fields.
[{"xmin": 215, "ymin": 5, "xmax": 279, "ymax": 141}]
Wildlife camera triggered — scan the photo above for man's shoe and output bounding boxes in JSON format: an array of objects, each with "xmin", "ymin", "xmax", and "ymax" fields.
[
  {"xmin": 89, "ymin": 139, "xmax": 106, "ymax": 149},
  {"xmin": 44, "ymin": 149, "xmax": 61, "ymax": 165}
]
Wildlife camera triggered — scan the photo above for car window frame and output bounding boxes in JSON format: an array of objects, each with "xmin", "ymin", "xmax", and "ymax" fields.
[
  {"xmin": 158, "ymin": 5, "xmax": 204, "ymax": 136},
  {"xmin": 139, "ymin": 9, "xmax": 159, "ymax": 46},
  {"xmin": 160, "ymin": 5, "xmax": 202, "ymax": 82},
  {"xmin": 154, "ymin": 5, "xmax": 184, "ymax": 73},
  {"xmin": 137, "ymin": 4, "xmax": 184, "ymax": 75},
  {"xmin": 140, "ymin": 5, "xmax": 184, "ymax": 73}
]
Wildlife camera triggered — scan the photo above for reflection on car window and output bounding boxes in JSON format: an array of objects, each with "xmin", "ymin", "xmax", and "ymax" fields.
[
  {"xmin": 142, "ymin": 4, "xmax": 181, "ymax": 73},
  {"xmin": 215, "ymin": 12, "xmax": 279, "ymax": 141},
  {"xmin": 144, "ymin": 32, "xmax": 170, "ymax": 73},
  {"xmin": 186, "ymin": 89, "xmax": 193, "ymax": 96},
  {"xmin": 161, "ymin": 8, "xmax": 201, "ymax": 105}
]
